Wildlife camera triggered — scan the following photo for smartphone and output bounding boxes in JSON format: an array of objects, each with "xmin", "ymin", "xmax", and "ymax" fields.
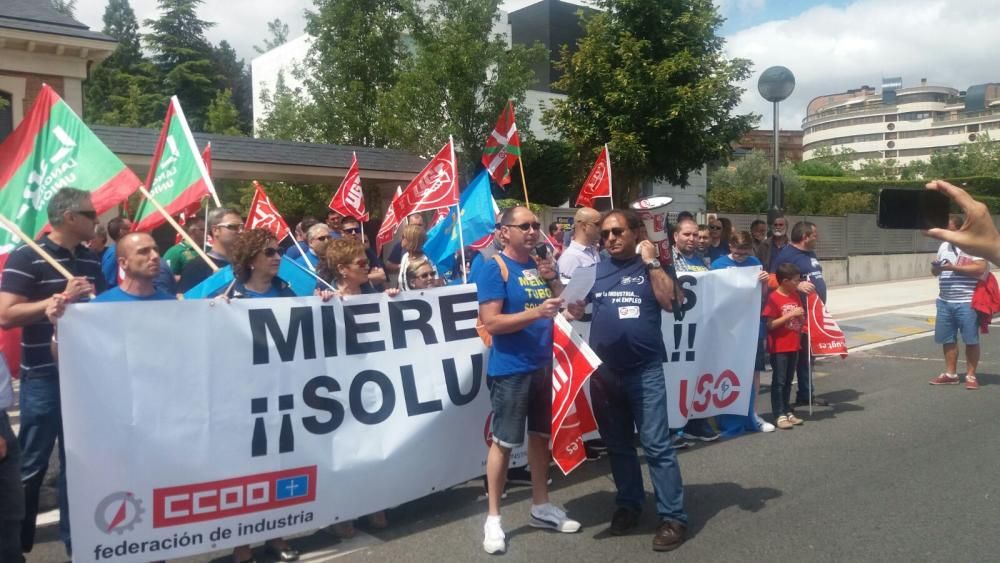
[
  {"xmin": 535, "ymin": 244, "xmax": 549, "ymax": 259},
  {"xmin": 877, "ymin": 188, "xmax": 950, "ymax": 229}
]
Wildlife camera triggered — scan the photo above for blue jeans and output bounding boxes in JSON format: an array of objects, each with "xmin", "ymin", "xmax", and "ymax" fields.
[
  {"xmin": 771, "ymin": 351, "xmax": 798, "ymax": 418},
  {"xmin": 18, "ymin": 374, "xmax": 70, "ymax": 553},
  {"xmin": 590, "ymin": 362, "xmax": 687, "ymax": 524}
]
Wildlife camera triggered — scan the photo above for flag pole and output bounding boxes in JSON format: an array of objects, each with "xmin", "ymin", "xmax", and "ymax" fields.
[
  {"xmin": 283, "ymin": 255, "xmax": 336, "ymax": 291},
  {"xmin": 0, "ymin": 215, "xmax": 75, "ymax": 282},
  {"xmin": 450, "ymin": 136, "xmax": 467, "ymax": 284},
  {"xmin": 604, "ymin": 143, "xmax": 614, "ymax": 208},
  {"xmin": 807, "ymin": 296, "xmax": 813, "ymax": 417},
  {"xmin": 289, "ymin": 237, "xmax": 315, "ymax": 272},
  {"xmin": 517, "ymin": 153, "xmax": 530, "ymax": 208},
  {"xmin": 138, "ymin": 185, "xmax": 218, "ymax": 272}
]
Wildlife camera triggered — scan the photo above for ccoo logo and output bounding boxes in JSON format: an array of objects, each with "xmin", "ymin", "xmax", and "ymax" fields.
[{"xmin": 94, "ymin": 491, "xmax": 145, "ymax": 535}]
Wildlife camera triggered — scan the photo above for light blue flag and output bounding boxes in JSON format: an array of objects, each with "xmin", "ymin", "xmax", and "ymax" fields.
[
  {"xmin": 183, "ymin": 256, "xmax": 319, "ymax": 299},
  {"xmin": 424, "ymin": 170, "xmax": 497, "ymax": 279}
]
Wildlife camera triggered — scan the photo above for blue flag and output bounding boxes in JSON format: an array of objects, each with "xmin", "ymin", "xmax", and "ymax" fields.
[
  {"xmin": 424, "ymin": 170, "xmax": 497, "ymax": 279},
  {"xmin": 183, "ymin": 256, "xmax": 319, "ymax": 299}
]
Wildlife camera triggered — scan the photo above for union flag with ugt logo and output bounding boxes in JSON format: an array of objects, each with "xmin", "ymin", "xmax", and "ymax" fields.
[{"xmin": 551, "ymin": 314, "xmax": 602, "ymax": 475}]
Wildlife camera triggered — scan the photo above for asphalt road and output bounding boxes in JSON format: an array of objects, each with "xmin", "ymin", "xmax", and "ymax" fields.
[{"xmin": 28, "ymin": 330, "xmax": 1000, "ymax": 562}]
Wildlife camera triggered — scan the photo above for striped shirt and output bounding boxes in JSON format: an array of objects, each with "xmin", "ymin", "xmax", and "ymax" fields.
[
  {"xmin": 0, "ymin": 235, "xmax": 106, "ymax": 376},
  {"xmin": 937, "ymin": 242, "xmax": 985, "ymax": 303}
]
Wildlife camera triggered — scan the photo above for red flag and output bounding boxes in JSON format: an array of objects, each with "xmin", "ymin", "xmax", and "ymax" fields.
[
  {"xmin": 392, "ymin": 140, "xmax": 459, "ymax": 220},
  {"xmin": 551, "ymin": 315, "xmax": 601, "ymax": 475},
  {"xmin": 329, "ymin": 152, "xmax": 369, "ymax": 222},
  {"xmin": 468, "ymin": 233, "xmax": 494, "ymax": 251},
  {"xmin": 575, "ymin": 145, "xmax": 612, "ymax": 208},
  {"xmin": 376, "ymin": 186, "xmax": 403, "ymax": 255},
  {"xmin": 807, "ymin": 293, "xmax": 848, "ymax": 357},
  {"xmin": 202, "ymin": 142, "xmax": 212, "ymax": 176},
  {"xmin": 245, "ymin": 181, "xmax": 291, "ymax": 241},
  {"xmin": 428, "ymin": 206, "xmax": 450, "ymax": 228},
  {"xmin": 482, "ymin": 101, "xmax": 521, "ymax": 187}
]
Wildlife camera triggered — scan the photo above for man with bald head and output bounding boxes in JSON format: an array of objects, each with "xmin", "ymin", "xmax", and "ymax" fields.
[
  {"xmin": 94, "ymin": 233, "xmax": 176, "ymax": 302},
  {"xmin": 557, "ymin": 207, "xmax": 602, "ymax": 284}
]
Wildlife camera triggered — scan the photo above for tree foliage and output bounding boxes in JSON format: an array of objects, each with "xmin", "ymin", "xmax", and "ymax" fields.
[
  {"xmin": 380, "ymin": 0, "xmax": 545, "ymax": 175},
  {"xmin": 303, "ymin": 0, "xmax": 409, "ymax": 147},
  {"xmin": 144, "ymin": 0, "xmax": 220, "ymax": 129},
  {"xmin": 508, "ymin": 137, "xmax": 579, "ymax": 206},
  {"xmin": 85, "ymin": 0, "xmax": 161, "ymax": 127},
  {"xmin": 256, "ymin": 72, "xmax": 314, "ymax": 142},
  {"xmin": 204, "ymin": 89, "xmax": 243, "ymax": 136},
  {"xmin": 254, "ymin": 18, "xmax": 290, "ymax": 53},
  {"xmin": 210, "ymin": 41, "xmax": 253, "ymax": 133},
  {"xmin": 544, "ymin": 0, "xmax": 757, "ymax": 206},
  {"xmin": 51, "ymin": 0, "xmax": 77, "ymax": 17}
]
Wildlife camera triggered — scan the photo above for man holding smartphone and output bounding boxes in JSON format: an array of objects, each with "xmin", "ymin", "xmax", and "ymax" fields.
[{"xmin": 929, "ymin": 215, "xmax": 987, "ymax": 389}]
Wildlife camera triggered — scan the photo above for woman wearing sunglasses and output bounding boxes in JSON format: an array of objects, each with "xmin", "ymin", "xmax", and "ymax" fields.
[
  {"xmin": 397, "ymin": 224, "xmax": 439, "ymax": 290},
  {"xmin": 404, "ymin": 255, "xmax": 439, "ymax": 290},
  {"xmin": 223, "ymin": 228, "xmax": 298, "ymax": 561}
]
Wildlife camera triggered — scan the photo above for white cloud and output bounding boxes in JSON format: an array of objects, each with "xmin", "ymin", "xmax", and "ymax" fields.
[{"xmin": 725, "ymin": 0, "xmax": 1000, "ymax": 130}]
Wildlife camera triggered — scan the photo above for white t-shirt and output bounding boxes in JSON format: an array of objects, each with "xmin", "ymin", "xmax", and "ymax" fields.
[{"xmin": 937, "ymin": 242, "xmax": 986, "ymax": 303}]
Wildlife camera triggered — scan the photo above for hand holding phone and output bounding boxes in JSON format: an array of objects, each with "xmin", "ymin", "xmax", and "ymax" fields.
[{"xmin": 878, "ymin": 188, "xmax": 950, "ymax": 230}]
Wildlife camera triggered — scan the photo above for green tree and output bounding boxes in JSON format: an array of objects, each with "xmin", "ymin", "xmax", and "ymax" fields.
[
  {"xmin": 857, "ymin": 157, "xmax": 900, "ymax": 181},
  {"xmin": 543, "ymin": 0, "xmax": 756, "ymax": 206},
  {"xmin": 509, "ymin": 137, "xmax": 579, "ymax": 206},
  {"xmin": 144, "ymin": 0, "xmax": 220, "ymax": 129},
  {"xmin": 303, "ymin": 0, "xmax": 409, "ymax": 147},
  {"xmin": 795, "ymin": 146, "xmax": 856, "ymax": 176},
  {"xmin": 204, "ymin": 89, "xmax": 243, "ymax": 136},
  {"xmin": 51, "ymin": 0, "xmax": 76, "ymax": 17},
  {"xmin": 254, "ymin": 18, "xmax": 290, "ymax": 53},
  {"xmin": 382, "ymin": 0, "xmax": 545, "ymax": 175},
  {"xmin": 256, "ymin": 71, "xmax": 314, "ymax": 141},
  {"xmin": 84, "ymin": 0, "xmax": 162, "ymax": 127},
  {"xmin": 211, "ymin": 40, "xmax": 253, "ymax": 133}
]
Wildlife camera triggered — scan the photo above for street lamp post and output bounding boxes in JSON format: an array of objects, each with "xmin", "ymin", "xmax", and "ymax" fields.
[{"xmin": 757, "ymin": 66, "xmax": 796, "ymax": 218}]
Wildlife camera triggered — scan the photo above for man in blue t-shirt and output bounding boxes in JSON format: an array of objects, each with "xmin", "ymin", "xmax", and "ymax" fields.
[
  {"xmin": 477, "ymin": 206, "xmax": 579, "ymax": 554},
  {"xmin": 770, "ymin": 221, "xmax": 830, "ymax": 407},
  {"xmin": 94, "ymin": 233, "xmax": 177, "ymax": 303},
  {"xmin": 566, "ymin": 209, "xmax": 688, "ymax": 552}
]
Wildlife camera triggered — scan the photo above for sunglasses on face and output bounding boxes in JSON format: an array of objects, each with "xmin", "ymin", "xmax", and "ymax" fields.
[
  {"xmin": 74, "ymin": 210, "xmax": 98, "ymax": 221},
  {"xmin": 600, "ymin": 227, "xmax": 628, "ymax": 239},
  {"xmin": 217, "ymin": 223, "xmax": 243, "ymax": 232},
  {"xmin": 415, "ymin": 271, "xmax": 436, "ymax": 280},
  {"xmin": 261, "ymin": 247, "xmax": 280, "ymax": 257},
  {"xmin": 343, "ymin": 227, "xmax": 361, "ymax": 234},
  {"xmin": 710, "ymin": 225, "xmax": 722, "ymax": 231},
  {"xmin": 504, "ymin": 222, "xmax": 542, "ymax": 232}
]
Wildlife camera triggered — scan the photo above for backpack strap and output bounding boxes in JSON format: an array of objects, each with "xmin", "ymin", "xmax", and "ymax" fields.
[{"xmin": 492, "ymin": 253, "xmax": 509, "ymax": 283}]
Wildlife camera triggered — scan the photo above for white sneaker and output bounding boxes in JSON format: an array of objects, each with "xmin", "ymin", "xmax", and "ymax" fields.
[
  {"xmin": 755, "ymin": 414, "xmax": 776, "ymax": 433},
  {"xmin": 529, "ymin": 503, "xmax": 582, "ymax": 533},
  {"xmin": 483, "ymin": 517, "xmax": 506, "ymax": 554}
]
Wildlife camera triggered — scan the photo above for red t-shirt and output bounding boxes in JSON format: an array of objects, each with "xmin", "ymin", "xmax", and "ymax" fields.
[{"xmin": 763, "ymin": 290, "xmax": 804, "ymax": 353}]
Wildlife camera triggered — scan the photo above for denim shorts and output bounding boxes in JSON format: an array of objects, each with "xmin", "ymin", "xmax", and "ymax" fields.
[
  {"xmin": 934, "ymin": 299, "xmax": 980, "ymax": 345},
  {"xmin": 487, "ymin": 367, "xmax": 551, "ymax": 448}
]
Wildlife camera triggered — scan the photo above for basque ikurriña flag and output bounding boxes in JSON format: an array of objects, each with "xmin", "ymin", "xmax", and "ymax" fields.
[
  {"xmin": 482, "ymin": 101, "xmax": 521, "ymax": 187},
  {"xmin": 0, "ymin": 84, "xmax": 141, "ymax": 254},
  {"xmin": 551, "ymin": 314, "xmax": 601, "ymax": 475},
  {"xmin": 133, "ymin": 96, "xmax": 218, "ymax": 232}
]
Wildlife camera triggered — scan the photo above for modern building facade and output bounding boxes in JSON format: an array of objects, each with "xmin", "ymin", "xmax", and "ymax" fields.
[{"xmin": 802, "ymin": 78, "xmax": 1000, "ymax": 166}]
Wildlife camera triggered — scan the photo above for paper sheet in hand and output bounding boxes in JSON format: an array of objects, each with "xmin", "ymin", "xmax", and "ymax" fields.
[{"xmin": 561, "ymin": 265, "xmax": 596, "ymax": 303}]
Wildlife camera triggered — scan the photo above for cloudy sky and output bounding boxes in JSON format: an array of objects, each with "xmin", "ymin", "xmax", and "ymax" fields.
[{"xmin": 72, "ymin": 0, "xmax": 1000, "ymax": 131}]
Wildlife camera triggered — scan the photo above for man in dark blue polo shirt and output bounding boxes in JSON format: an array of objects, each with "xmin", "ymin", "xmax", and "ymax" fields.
[
  {"xmin": 567, "ymin": 209, "xmax": 688, "ymax": 552},
  {"xmin": 0, "ymin": 188, "xmax": 106, "ymax": 557},
  {"xmin": 770, "ymin": 220, "xmax": 830, "ymax": 407}
]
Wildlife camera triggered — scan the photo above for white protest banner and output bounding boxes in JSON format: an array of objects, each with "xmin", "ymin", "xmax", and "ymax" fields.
[
  {"xmin": 571, "ymin": 268, "xmax": 760, "ymax": 425},
  {"xmin": 59, "ymin": 286, "xmax": 497, "ymax": 562}
]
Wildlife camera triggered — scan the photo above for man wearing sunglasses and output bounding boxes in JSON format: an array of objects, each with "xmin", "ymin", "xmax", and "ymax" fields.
[
  {"xmin": 177, "ymin": 207, "xmax": 243, "ymax": 294},
  {"xmin": 478, "ymin": 206, "xmax": 579, "ymax": 554},
  {"xmin": 341, "ymin": 217, "xmax": 387, "ymax": 289},
  {"xmin": 565, "ymin": 209, "xmax": 687, "ymax": 552},
  {"xmin": 557, "ymin": 207, "xmax": 601, "ymax": 284},
  {"xmin": 294, "ymin": 224, "xmax": 333, "ymax": 271},
  {"xmin": 0, "ymin": 188, "xmax": 105, "ymax": 557}
]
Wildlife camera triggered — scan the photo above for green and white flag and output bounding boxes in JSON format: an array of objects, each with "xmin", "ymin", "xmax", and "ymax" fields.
[
  {"xmin": 0, "ymin": 84, "xmax": 141, "ymax": 254},
  {"xmin": 133, "ymin": 96, "xmax": 219, "ymax": 232}
]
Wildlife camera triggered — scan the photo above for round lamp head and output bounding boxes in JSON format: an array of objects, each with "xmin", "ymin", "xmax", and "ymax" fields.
[{"xmin": 758, "ymin": 66, "xmax": 796, "ymax": 102}]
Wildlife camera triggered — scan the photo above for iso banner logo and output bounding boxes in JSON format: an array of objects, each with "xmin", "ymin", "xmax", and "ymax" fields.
[{"xmin": 94, "ymin": 491, "xmax": 145, "ymax": 535}]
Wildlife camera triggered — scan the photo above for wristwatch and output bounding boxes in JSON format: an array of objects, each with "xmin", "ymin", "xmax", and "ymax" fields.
[{"xmin": 645, "ymin": 260, "xmax": 662, "ymax": 270}]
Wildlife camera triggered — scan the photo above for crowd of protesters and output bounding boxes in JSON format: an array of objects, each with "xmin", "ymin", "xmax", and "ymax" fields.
[{"xmin": 0, "ymin": 179, "xmax": 995, "ymax": 560}]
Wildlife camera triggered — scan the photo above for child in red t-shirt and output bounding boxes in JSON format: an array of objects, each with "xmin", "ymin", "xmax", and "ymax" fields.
[{"xmin": 763, "ymin": 263, "xmax": 806, "ymax": 430}]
